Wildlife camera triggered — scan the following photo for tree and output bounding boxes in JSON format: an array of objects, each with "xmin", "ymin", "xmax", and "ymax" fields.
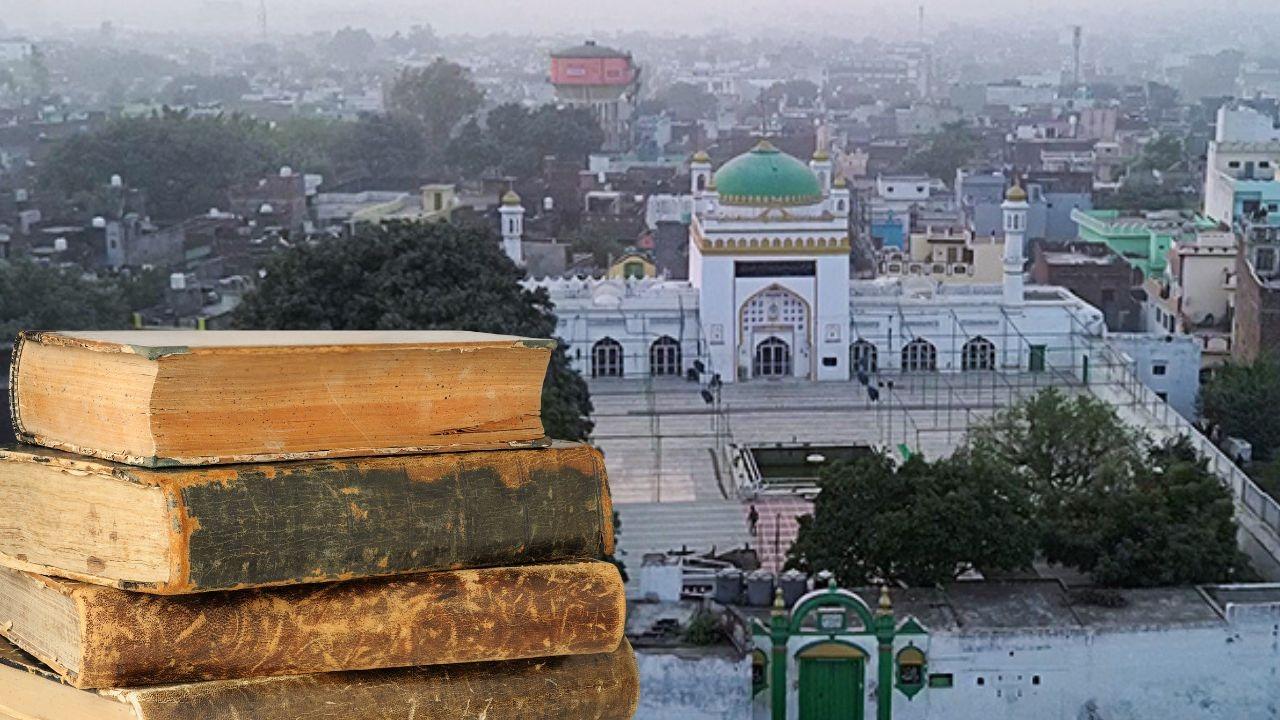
[
  {"xmin": 330, "ymin": 113, "xmax": 428, "ymax": 180},
  {"xmin": 0, "ymin": 258, "xmax": 129, "ymax": 345},
  {"xmin": 967, "ymin": 388, "xmax": 1143, "ymax": 501},
  {"xmin": 1053, "ymin": 438, "xmax": 1246, "ymax": 587},
  {"xmin": 966, "ymin": 389, "xmax": 1245, "ymax": 586},
  {"xmin": 444, "ymin": 118, "xmax": 502, "ymax": 179},
  {"xmin": 1200, "ymin": 357, "xmax": 1280, "ymax": 460},
  {"xmin": 326, "ymin": 27, "xmax": 377, "ymax": 66},
  {"xmin": 1094, "ymin": 174, "xmax": 1193, "ymax": 213},
  {"xmin": 385, "ymin": 59, "xmax": 483, "ymax": 150},
  {"xmin": 472, "ymin": 103, "xmax": 605, "ymax": 179},
  {"xmin": 1133, "ymin": 134, "xmax": 1185, "ymax": 172},
  {"xmin": 37, "ymin": 110, "xmax": 283, "ymax": 222},
  {"xmin": 230, "ymin": 221, "xmax": 593, "ymax": 441},
  {"xmin": 786, "ymin": 452, "xmax": 1038, "ymax": 587},
  {"xmin": 901, "ymin": 121, "xmax": 983, "ymax": 181},
  {"xmin": 641, "ymin": 82, "xmax": 718, "ymax": 122},
  {"xmin": 764, "ymin": 79, "xmax": 820, "ymax": 108}
]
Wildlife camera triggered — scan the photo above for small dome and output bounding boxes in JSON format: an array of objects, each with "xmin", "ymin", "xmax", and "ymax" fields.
[
  {"xmin": 713, "ymin": 140, "xmax": 824, "ymax": 206},
  {"xmin": 501, "ymin": 190, "xmax": 522, "ymax": 205},
  {"xmin": 691, "ymin": 150, "xmax": 711, "ymax": 164},
  {"xmin": 833, "ymin": 175, "xmax": 847, "ymax": 189},
  {"xmin": 1005, "ymin": 181, "xmax": 1028, "ymax": 202}
]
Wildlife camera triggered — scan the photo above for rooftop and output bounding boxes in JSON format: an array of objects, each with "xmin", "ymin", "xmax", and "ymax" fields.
[{"xmin": 732, "ymin": 580, "xmax": 1233, "ymax": 633}]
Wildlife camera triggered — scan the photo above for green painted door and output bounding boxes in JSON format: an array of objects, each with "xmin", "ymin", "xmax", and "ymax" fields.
[
  {"xmin": 1029, "ymin": 344, "xmax": 1046, "ymax": 373},
  {"xmin": 799, "ymin": 657, "xmax": 863, "ymax": 720}
]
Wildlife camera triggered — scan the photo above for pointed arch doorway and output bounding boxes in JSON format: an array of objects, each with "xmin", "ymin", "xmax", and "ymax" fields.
[{"xmin": 739, "ymin": 284, "xmax": 811, "ymax": 380}]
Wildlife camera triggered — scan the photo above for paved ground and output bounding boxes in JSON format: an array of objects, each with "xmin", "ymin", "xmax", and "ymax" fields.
[{"xmin": 592, "ymin": 372, "xmax": 1082, "ymax": 587}]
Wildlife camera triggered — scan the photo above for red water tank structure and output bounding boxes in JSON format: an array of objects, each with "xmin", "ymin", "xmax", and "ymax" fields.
[{"xmin": 550, "ymin": 40, "xmax": 641, "ymax": 151}]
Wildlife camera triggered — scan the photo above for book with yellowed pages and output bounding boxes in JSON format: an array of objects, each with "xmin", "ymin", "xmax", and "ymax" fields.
[
  {"xmin": 0, "ymin": 442, "xmax": 612, "ymax": 594},
  {"xmin": 0, "ymin": 561, "xmax": 625, "ymax": 689},
  {"xmin": 9, "ymin": 330, "xmax": 553, "ymax": 467},
  {"xmin": 0, "ymin": 635, "xmax": 640, "ymax": 720}
]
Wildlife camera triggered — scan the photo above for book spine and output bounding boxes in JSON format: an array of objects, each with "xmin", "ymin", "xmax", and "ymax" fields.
[
  {"xmin": 7, "ymin": 333, "xmax": 27, "ymax": 443},
  {"xmin": 122, "ymin": 642, "xmax": 639, "ymax": 720},
  {"xmin": 154, "ymin": 445, "xmax": 613, "ymax": 593},
  {"xmin": 73, "ymin": 561, "xmax": 625, "ymax": 688}
]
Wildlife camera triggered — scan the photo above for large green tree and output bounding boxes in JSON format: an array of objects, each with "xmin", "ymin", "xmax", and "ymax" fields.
[
  {"xmin": 329, "ymin": 113, "xmax": 428, "ymax": 180},
  {"xmin": 455, "ymin": 103, "xmax": 604, "ymax": 180},
  {"xmin": 789, "ymin": 389, "xmax": 1247, "ymax": 589},
  {"xmin": 1200, "ymin": 357, "xmax": 1280, "ymax": 461},
  {"xmin": 0, "ymin": 258, "xmax": 129, "ymax": 344},
  {"xmin": 786, "ymin": 452, "xmax": 1039, "ymax": 587},
  {"xmin": 1049, "ymin": 437, "xmax": 1246, "ymax": 587},
  {"xmin": 385, "ymin": 59, "xmax": 483, "ymax": 151},
  {"xmin": 230, "ymin": 221, "xmax": 593, "ymax": 441},
  {"xmin": 37, "ymin": 110, "xmax": 283, "ymax": 222}
]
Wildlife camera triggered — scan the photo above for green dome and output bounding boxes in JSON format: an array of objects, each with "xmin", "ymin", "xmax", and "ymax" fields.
[{"xmin": 713, "ymin": 140, "xmax": 823, "ymax": 206}]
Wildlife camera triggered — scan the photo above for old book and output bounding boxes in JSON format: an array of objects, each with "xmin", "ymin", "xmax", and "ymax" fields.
[
  {"xmin": 0, "ymin": 636, "xmax": 639, "ymax": 720},
  {"xmin": 0, "ymin": 560, "xmax": 625, "ymax": 689},
  {"xmin": 9, "ymin": 330, "xmax": 553, "ymax": 466},
  {"xmin": 0, "ymin": 443, "xmax": 612, "ymax": 594}
]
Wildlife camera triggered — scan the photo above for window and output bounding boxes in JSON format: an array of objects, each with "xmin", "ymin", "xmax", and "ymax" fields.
[
  {"xmin": 961, "ymin": 336, "xmax": 996, "ymax": 371},
  {"xmin": 591, "ymin": 337, "xmax": 624, "ymax": 378},
  {"xmin": 649, "ymin": 336, "xmax": 681, "ymax": 376},
  {"xmin": 1152, "ymin": 363, "xmax": 1167, "ymax": 376},
  {"xmin": 754, "ymin": 337, "xmax": 792, "ymax": 378},
  {"xmin": 901, "ymin": 338, "xmax": 937, "ymax": 372},
  {"xmin": 1229, "ymin": 160, "xmax": 1241, "ymax": 168},
  {"xmin": 851, "ymin": 339, "xmax": 878, "ymax": 374}
]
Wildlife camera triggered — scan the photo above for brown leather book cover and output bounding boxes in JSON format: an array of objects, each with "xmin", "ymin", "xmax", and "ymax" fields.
[
  {"xmin": 0, "ymin": 561, "xmax": 625, "ymax": 689},
  {"xmin": 10, "ymin": 330, "xmax": 552, "ymax": 467},
  {"xmin": 0, "ymin": 442, "xmax": 613, "ymax": 594},
  {"xmin": 0, "ymin": 636, "xmax": 640, "ymax": 720}
]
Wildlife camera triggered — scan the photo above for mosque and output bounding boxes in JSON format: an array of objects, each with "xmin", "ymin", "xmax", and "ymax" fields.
[{"xmin": 518, "ymin": 141, "xmax": 1109, "ymax": 384}]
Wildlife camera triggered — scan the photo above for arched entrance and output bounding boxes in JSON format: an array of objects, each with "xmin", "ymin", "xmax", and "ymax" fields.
[
  {"xmin": 591, "ymin": 337, "xmax": 624, "ymax": 378},
  {"xmin": 649, "ymin": 335, "xmax": 682, "ymax": 376},
  {"xmin": 798, "ymin": 641, "xmax": 866, "ymax": 720},
  {"xmin": 754, "ymin": 337, "xmax": 792, "ymax": 378},
  {"xmin": 740, "ymin": 285, "xmax": 810, "ymax": 380},
  {"xmin": 961, "ymin": 336, "xmax": 996, "ymax": 371}
]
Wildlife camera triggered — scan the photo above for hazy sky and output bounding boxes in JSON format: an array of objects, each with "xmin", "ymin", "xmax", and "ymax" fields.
[{"xmin": 4, "ymin": 0, "xmax": 1277, "ymax": 38}]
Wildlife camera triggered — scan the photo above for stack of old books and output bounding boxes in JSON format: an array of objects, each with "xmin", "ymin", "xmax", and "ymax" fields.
[{"xmin": 0, "ymin": 330, "xmax": 637, "ymax": 720}]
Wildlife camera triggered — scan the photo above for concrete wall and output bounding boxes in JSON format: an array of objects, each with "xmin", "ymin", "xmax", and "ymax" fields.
[
  {"xmin": 748, "ymin": 609, "xmax": 1280, "ymax": 720},
  {"xmin": 635, "ymin": 649, "xmax": 752, "ymax": 720},
  {"xmin": 893, "ymin": 614, "xmax": 1280, "ymax": 720},
  {"xmin": 1104, "ymin": 333, "xmax": 1202, "ymax": 420}
]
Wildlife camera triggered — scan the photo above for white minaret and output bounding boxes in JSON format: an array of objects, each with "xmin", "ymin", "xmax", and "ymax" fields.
[
  {"xmin": 1002, "ymin": 181, "xmax": 1029, "ymax": 306},
  {"xmin": 499, "ymin": 190, "xmax": 525, "ymax": 266},
  {"xmin": 690, "ymin": 150, "xmax": 712, "ymax": 194},
  {"xmin": 830, "ymin": 175, "xmax": 851, "ymax": 218},
  {"xmin": 810, "ymin": 148, "xmax": 833, "ymax": 194}
]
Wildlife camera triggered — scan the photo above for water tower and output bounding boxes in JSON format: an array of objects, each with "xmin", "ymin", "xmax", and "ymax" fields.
[{"xmin": 549, "ymin": 40, "xmax": 641, "ymax": 152}]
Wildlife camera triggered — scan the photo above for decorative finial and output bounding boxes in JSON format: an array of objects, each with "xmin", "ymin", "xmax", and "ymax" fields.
[
  {"xmin": 501, "ymin": 190, "xmax": 522, "ymax": 206},
  {"xmin": 1005, "ymin": 179, "xmax": 1027, "ymax": 203},
  {"xmin": 771, "ymin": 587, "xmax": 786, "ymax": 617},
  {"xmin": 877, "ymin": 585, "xmax": 893, "ymax": 615},
  {"xmin": 812, "ymin": 148, "xmax": 830, "ymax": 162},
  {"xmin": 692, "ymin": 150, "xmax": 711, "ymax": 164},
  {"xmin": 833, "ymin": 176, "xmax": 847, "ymax": 189}
]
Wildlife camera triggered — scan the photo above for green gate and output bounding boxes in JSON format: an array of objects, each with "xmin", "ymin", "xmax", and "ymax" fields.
[{"xmin": 798, "ymin": 642, "xmax": 865, "ymax": 720}]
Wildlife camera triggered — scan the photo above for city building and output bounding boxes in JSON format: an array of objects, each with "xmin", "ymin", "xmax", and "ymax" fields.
[{"xmin": 1070, "ymin": 208, "xmax": 1216, "ymax": 278}]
